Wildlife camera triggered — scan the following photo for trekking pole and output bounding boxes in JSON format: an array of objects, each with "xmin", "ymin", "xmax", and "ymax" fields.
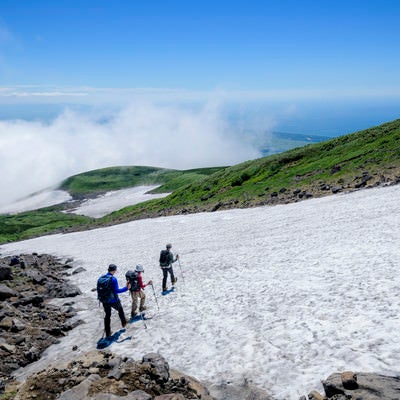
[
  {"xmin": 150, "ymin": 283, "xmax": 160, "ymax": 312},
  {"xmin": 178, "ymin": 259, "xmax": 185, "ymax": 284},
  {"xmin": 140, "ymin": 312, "xmax": 147, "ymax": 329}
]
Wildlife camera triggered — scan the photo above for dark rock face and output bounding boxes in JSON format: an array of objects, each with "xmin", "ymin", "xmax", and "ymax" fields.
[
  {"xmin": 0, "ymin": 254, "xmax": 82, "ymax": 387},
  {"xmin": 12, "ymin": 351, "xmax": 215, "ymax": 400}
]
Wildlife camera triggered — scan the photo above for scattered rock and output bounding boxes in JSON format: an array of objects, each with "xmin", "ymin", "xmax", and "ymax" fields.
[
  {"xmin": 25, "ymin": 269, "xmax": 47, "ymax": 284},
  {"xmin": 341, "ymin": 371, "xmax": 358, "ymax": 390},
  {"xmin": 0, "ymin": 265, "xmax": 12, "ymax": 281},
  {"xmin": 72, "ymin": 266, "xmax": 86, "ymax": 275},
  {"xmin": 316, "ymin": 371, "xmax": 400, "ymax": 399},
  {"xmin": 13, "ymin": 351, "xmax": 214, "ymax": 400},
  {"xmin": 0, "ymin": 254, "xmax": 82, "ymax": 386},
  {"xmin": 142, "ymin": 352, "xmax": 170, "ymax": 383},
  {"xmin": 331, "ymin": 185, "xmax": 343, "ymax": 194},
  {"xmin": 58, "ymin": 374, "xmax": 101, "ymax": 400},
  {"xmin": 46, "ymin": 282, "xmax": 82, "ymax": 298},
  {"xmin": 0, "ymin": 284, "xmax": 18, "ymax": 300}
]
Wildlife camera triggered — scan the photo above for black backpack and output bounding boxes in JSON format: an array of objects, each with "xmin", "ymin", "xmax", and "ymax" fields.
[
  {"xmin": 159, "ymin": 250, "xmax": 170, "ymax": 267},
  {"xmin": 125, "ymin": 270, "xmax": 139, "ymax": 291},
  {"xmin": 97, "ymin": 275, "xmax": 114, "ymax": 303}
]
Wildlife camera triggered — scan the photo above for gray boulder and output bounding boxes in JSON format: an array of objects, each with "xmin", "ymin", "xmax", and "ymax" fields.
[
  {"xmin": 323, "ymin": 372, "xmax": 400, "ymax": 399},
  {"xmin": 209, "ymin": 380, "xmax": 273, "ymax": 400},
  {"xmin": 72, "ymin": 266, "xmax": 86, "ymax": 275},
  {"xmin": 46, "ymin": 282, "xmax": 82, "ymax": 298},
  {"xmin": 0, "ymin": 265, "xmax": 12, "ymax": 281},
  {"xmin": 25, "ymin": 269, "xmax": 47, "ymax": 284},
  {"xmin": 59, "ymin": 374, "xmax": 101, "ymax": 400},
  {"xmin": 0, "ymin": 284, "xmax": 17, "ymax": 300},
  {"xmin": 95, "ymin": 391, "xmax": 152, "ymax": 400},
  {"xmin": 142, "ymin": 352, "xmax": 170, "ymax": 383}
]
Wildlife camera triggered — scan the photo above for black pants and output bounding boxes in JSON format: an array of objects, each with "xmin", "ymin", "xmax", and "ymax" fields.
[
  {"xmin": 162, "ymin": 267, "xmax": 175, "ymax": 290},
  {"xmin": 103, "ymin": 300, "xmax": 126, "ymax": 337}
]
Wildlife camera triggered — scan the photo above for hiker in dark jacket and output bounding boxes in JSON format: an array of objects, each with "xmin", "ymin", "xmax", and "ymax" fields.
[
  {"xmin": 101, "ymin": 264, "xmax": 130, "ymax": 337},
  {"xmin": 128, "ymin": 264, "xmax": 153, "ymax": 318},
  {"xmin": 160, "ymin": 243, "xmax": 179, "ymax": 292}
]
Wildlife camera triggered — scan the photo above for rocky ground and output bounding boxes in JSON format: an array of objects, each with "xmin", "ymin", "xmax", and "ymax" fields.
[
  {"xmin": 0, "ymin": 253, "xmax": 82, "ymax": 392},
  {"xmin": 9, "ymin": 351, "xmax": 215, "ymax": 400}
]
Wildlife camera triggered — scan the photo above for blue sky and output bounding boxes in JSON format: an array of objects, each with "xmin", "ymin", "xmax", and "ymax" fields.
[
  {"xmin": 1, "ymin": 0, "xmax": 400, "ymax": 92},
  {"xmin": 1, "ymin": 1, "xmax": 400, "ymax": 204}
]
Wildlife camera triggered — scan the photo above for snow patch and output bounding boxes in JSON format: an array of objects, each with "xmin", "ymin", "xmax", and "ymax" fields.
[
  {"xmin": 2, "ymin": 184, "xmax": 400, "ymax": 399},
  {"xmin": 66, "ymin": 185, "xmax": 169, "ymax": 218}
]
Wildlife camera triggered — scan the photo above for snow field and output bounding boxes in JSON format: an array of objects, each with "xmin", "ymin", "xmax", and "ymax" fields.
[
  {"xmin": 2, "ymin": 184, "xmax": 400, "ymax": 399},
  {"xmin": 66, "ymin": 185, "xmax": 169, "ymax": 218}
]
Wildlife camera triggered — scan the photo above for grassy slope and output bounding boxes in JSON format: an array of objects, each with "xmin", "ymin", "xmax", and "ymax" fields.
[
  {"xmin": 1, "ymin": 119, "xmax": 400, "ymax": 243},
  {"xmin": 100, "ymin": 118, "xmax": 400, "ymax": 223},
  {"xmin": 60, "ymin": 165, "xmax": 225, "ymax": 198},
  {"xmin": 0, "ymin": 208, "xmax": 93, "ymax": 244}
]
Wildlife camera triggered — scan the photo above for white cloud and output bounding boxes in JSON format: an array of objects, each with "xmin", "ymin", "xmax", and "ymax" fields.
[{"xmin": 0, "ymin": 102, "xmax": 263, "ymax": 207}]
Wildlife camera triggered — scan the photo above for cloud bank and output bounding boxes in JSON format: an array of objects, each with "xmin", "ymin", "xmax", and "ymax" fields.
[{"xmin": 0, "ymin": 102, "xmax": 262, "ymax": 207}]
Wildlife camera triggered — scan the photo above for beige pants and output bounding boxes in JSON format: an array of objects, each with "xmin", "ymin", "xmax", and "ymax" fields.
[{"xmin": 130, "ymin": 290, "xmax": 146, "ymax": 316}]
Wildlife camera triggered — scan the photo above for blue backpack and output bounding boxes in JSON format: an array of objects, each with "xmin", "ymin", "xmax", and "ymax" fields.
[{"xmin": 97, "ymin": 275, "xmax": 115, "ymax": 303}]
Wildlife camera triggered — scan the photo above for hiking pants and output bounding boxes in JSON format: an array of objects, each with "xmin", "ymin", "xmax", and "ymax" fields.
[
  {"xmin": 130, "ymin": 290, "xmax": 146, "ymax": 317},
  {"xmin": 162, "ymin": 266, "xmax": 175, "ymax": 290},
  {"xmin": 103, "ymin": 300, "xmax": 127, "ymax": 337}
]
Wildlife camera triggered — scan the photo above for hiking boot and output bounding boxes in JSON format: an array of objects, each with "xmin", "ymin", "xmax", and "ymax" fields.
[
  {"xmin": 172, "ymin": 278, "xmax": 177, "ymax": 285},
  {"xmin": 139, "ymin": 306, "xmax": 147, "ymax": 312},
  {"xmin": 131, "ymin": 312, "xmax": 137, "ymax": 318},
  {"xmin": 122, "ymin": 321, "xmax": 127, "ymax": 328},
  {"xmin": 162, "ymin": 287, "xmax": 168, "ymax": 292}
]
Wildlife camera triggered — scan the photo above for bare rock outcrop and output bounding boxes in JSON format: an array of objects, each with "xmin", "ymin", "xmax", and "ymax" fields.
[{"xmin": 11, "ymin": 351, "xmax": 214, "ymax": 400}]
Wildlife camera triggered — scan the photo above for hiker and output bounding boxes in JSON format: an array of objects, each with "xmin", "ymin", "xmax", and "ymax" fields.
[
  {"xmin": 126, "ymin": 264, "xmax": 153, "ymax": 318},
  {"xmin": 160, "ymin": 243, "xmax": 179, "ymax": 292},
  {"xmin": 97, "ymin": 264, "xmax": 130, "ymax": 338}
]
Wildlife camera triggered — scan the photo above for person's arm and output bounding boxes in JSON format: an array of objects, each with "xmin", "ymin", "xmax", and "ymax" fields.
[
  {"xmin": 138, "ymin": 274, "xmax": 146, "ymax": 289},
  {"xmin": 171, "ymin": 252, "xmax": 179, "ymax": 263},
  {"xmin": 112, "ymin": 276, "xmax": 128, "ymax": 293}
]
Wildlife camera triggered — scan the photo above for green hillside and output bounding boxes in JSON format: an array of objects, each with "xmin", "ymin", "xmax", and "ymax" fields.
[
  {"xmin": 60, "ymin": 165, "xmax": 225, "ymax": 198},
  {"xmin": 1, "ymin": 118, "xmax": 400, "ymax": 244},
  {"xmin": 100, "ymin": 118, "xmax": 400, "ymax": 223},
  {"xmin": 0, "ymin": 208, "xmax": 93, "ymax": 244},
  {"xmin": 0, "ymin": 166, "xmax": 226, "ymax": 243}
]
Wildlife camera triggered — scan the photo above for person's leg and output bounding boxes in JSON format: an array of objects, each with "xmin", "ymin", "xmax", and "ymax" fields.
[
  {"xmin": 103, "ymin": 303, "xmax": 112, "ymax": 337},
  {"xmin": 111, "ymin": 300, "xmax": 127, "ymax": 327},
  {"xmin": 139, "ymin": 290, "xmax": 146, "ymax": 311},
  {"xmin": 162, "ymin": 268, "xmax": 168, "ymax": 291},
  {"xmin": 130, "ymin": 290, "xmax": 138, "ymax": 317},
  {"xmin": 169, "ymin": 267, "xmax": 176, "ymax": 285}
]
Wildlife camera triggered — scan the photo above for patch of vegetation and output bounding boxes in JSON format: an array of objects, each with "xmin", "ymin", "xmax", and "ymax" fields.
[{"xmin": 0, "ymin": 208, "xmax": 93, "ymax": 243}]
